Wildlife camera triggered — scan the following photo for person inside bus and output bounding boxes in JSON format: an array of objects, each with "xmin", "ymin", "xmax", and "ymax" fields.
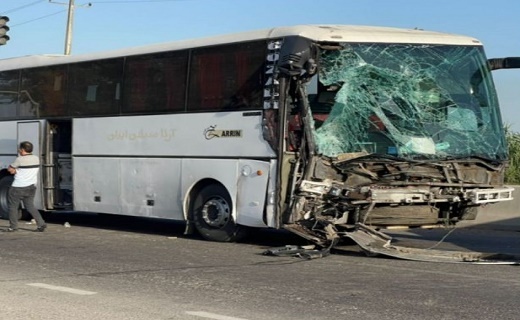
[{"xmin": 3, "ymin": 141, "xmax": 47, "ymax": 232}]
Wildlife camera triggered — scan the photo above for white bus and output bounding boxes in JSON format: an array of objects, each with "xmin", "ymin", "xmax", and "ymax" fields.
[{"xmin": 0, "ymin": 25, "xmax": 515, "ymax": 247}]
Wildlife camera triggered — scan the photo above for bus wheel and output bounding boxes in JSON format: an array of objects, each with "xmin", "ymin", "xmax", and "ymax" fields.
[
  {"xmin": 0, "ymin": 175, "xmax": 13, "ymax": 219},
  {"xmin": 192, "ymin": 184, "xmax": 245, "ymax": 242}
]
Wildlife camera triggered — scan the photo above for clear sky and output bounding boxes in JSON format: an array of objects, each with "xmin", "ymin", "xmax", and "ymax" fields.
[{"xmin": 2, "ymin": 0, "xmax": 520, "ymax": 131}]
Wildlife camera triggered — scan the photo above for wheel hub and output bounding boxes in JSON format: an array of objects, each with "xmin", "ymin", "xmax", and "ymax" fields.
[{"xmin": 201, "ymin": 196, "xmax": 230, "ymax": 228}]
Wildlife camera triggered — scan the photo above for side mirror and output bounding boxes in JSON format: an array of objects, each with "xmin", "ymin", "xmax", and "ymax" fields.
[
  {"xmin": 488, "ymin": 57, "xmax": 520, "ymax": 71},
  {"xmin": 278, "ymin": 36, "xmax": 315, "ymax": 76}
]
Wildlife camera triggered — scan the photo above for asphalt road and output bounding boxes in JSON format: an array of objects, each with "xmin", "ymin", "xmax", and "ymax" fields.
[{"xmin": 0, "ymin": 212, "xmax": 519, "ymax": 320}]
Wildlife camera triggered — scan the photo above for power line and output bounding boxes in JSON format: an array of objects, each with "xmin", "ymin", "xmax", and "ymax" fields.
[
  {"xmin": 2, "ymin": 0, "xmax": 47, "ymax": 15},
  {"xmin": 4, "ymin": 0, "xmax": 193, "ymax": 49},
  {"xmin": 6, "ymin": 0, "xmax": 188, "ymax": 28},
  {"xmin": 10, "ymin": 10, "xmax": 67, "ymax": 27}
]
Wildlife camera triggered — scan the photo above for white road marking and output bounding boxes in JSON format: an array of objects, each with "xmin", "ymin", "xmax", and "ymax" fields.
[
  {"xmin": 27, "ymin": 283, "xmax": 97, "ymax": 295},
  {"xmin": 185, "ymin": 311, "xmax": 249, "ymax": 320}
]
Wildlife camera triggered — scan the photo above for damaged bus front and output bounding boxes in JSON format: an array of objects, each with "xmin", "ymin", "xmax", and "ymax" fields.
[{"xmin": 271, "ymin": 34, "xmax": 514, "ymax": 246}]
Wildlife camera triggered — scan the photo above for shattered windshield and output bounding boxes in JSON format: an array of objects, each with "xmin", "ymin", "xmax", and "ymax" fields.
[{"xmin": 310, "ymin": 43, "xmax": 507, "ymax": 160}]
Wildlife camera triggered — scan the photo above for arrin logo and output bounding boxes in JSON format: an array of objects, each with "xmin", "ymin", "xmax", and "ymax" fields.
[{"xmin": 204, "ymin": 125, "xmax": 242, "ymax": 140}]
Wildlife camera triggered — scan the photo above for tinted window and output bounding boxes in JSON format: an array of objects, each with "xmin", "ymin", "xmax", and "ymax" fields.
[
  {"xmin": 69, "ymin": 58, "xmax": 123, "ymax": 116},
  {"xmin": 20, "ymin": 66, "xmax": 67, "ymax": 117},
  {"xmin": 188, "ymin": 41, "xmax": 266, "ymax": 111},
  {"xmin": 123, "ymin": 51, "xmax": 188, "ymax": 114},
  {"xmin": 0, "ymin": 70, "xmax": 19, "ymax": 119}
]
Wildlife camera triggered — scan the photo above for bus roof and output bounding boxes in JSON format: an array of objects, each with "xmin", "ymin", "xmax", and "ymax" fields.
[{"xmin": 0, "ymin": 24, "xmax": 481, "ymax": 71}]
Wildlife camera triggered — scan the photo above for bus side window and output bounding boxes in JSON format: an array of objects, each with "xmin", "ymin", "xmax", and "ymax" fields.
[
  {"xmin": 188, "ymin": 41, "xmax": 266, "ymax": 112},
  {"xmin": 69, "ymin": 58, "xmax": 123, "ymax": 116},
  {"xmin": 0, "ymin": 70, "xmax": 19, "ymax": 119},
  {"xmin": 122, "ymin": 51, "xmax": 188, "ymax": 114},
  {"xmin": 20, "ymin": 66, "xmax": 67, "ymax": 117}
]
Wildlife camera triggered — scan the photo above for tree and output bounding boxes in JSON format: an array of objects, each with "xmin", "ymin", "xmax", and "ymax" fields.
[{"xmin": 505, "ymin": 125, "xmax": 520, "ymax": 184}]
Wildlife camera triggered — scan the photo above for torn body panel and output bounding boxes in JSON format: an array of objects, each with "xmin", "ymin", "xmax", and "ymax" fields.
[{"xmin": 271, "ymin": 38, "xmax": 514, "ymax": 253}]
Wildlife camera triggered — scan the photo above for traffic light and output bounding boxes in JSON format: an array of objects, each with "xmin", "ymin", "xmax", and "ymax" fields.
[{"xmin": 0, "ymin": 16, "xmax": 9, "ymax": 45}]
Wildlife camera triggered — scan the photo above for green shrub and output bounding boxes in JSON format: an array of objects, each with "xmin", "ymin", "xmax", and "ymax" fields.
[{"xmin": 505, "ymin": 126, "xmax": 520, "ymax": 184}]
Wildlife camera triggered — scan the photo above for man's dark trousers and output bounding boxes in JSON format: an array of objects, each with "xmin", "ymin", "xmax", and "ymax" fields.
[{"xmin": 8, "ymin": 185, "xmax": 45, "ymax": 229}]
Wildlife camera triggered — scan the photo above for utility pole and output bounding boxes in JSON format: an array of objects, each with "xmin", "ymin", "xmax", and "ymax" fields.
[
  {"xmin": 49, "ymin": 0, "xmax": 91, "ymax": 55},
  {"xmin": 64, "ymin": 0, "xmax": 75, "ymax": 55}
]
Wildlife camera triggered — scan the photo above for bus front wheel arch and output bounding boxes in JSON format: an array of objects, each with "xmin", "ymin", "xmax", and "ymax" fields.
[{"xmin": 190, "ymin": 183, "xmax": 246, "ymax": 242}]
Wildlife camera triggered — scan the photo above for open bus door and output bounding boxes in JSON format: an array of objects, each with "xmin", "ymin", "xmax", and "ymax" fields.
[{"xmin": 43, "ymin": 120, "xmax": 73, "ymax": 211}]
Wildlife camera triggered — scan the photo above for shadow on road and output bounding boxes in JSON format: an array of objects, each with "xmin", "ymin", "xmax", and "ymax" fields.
[
  {"xmin": 38, "ymin": 211, "xmax": 310, "ymax": 249},
  {"xmin": 22, "ymin": 211, "xmax": 520, "ymax": 260},
  {"xmin": 383, "ymin": 224, "xmax": 520, "ymax": 256},
  {"xmin": 458, "ymin": 216, "xmax": 520, "ymax": 232}
]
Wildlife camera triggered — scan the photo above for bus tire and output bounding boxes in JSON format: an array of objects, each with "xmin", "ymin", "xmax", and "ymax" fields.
[
  {"xmin": 0, "ymin": 175, "xmax": 31, "ymax": 221},
  {"xmin": 0, "ymin": 175, "xmax": 13, "ymax": 219},
  {"xmin": 191, "ymin": 184, "xmax": 246, "ymax": 242}
]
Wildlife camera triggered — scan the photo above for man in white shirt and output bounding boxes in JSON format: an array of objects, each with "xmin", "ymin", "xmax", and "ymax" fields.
[{"xmin": 4, "ymin": 141, "xmax": 47, "ymax": 232}]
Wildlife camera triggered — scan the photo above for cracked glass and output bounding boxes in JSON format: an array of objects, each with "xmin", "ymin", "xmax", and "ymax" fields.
[{"xmin": 310, "ymin": 43, "xmax": 507, "ymax": 160}]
